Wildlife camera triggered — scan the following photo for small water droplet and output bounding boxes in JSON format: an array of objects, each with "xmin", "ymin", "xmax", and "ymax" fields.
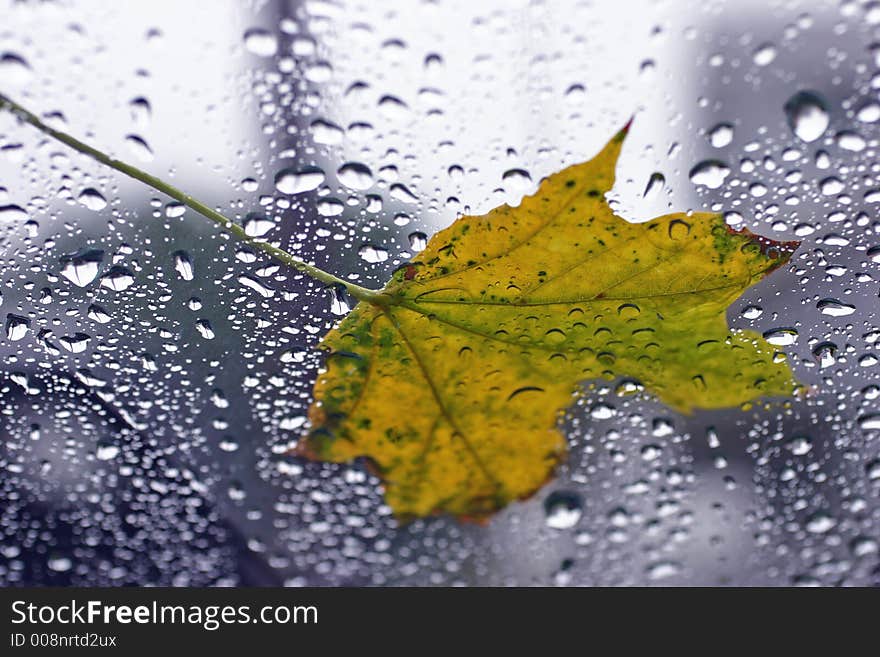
[
  {"xmin": 642, "ymin": 172, "xmax": 665, "ymax": 200},
  {"xmin": 752, "ymin": 42, "xmax": 777, "ymax": 66}
]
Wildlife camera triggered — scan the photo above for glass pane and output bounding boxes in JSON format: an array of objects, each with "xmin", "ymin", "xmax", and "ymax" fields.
[{"xmin": 1, "ymin": 0, "xmax": 878, "ymax": 586}]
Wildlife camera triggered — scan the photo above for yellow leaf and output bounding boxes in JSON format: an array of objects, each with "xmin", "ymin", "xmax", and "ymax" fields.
[{"xmin": 299, "ymin": 125, "xmax": 800, "ymax": 522}]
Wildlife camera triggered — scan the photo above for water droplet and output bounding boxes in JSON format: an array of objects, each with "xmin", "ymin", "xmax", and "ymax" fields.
[
  {"xmin": 689, "ymin": 160, "xmax": 730, "ymax": 188},
  {"xmin": 858, "ymin": 414, "xmax": 880, "ymax": 430},
  {"xmin": 309, "ymin": 119, "xmax": 344, "ymax": 145},
  {"xmin": 642, "ymin": 172, "xmax": 665, "ymax": 200},
  {"xmin": 647, "ymin": 561, "xmax": 681, "ymax": 580},
  {"xmin": 708, "ymin": 122, "xmax": 734, "ymax": 147},
  {"xmin": 0, "ymin": 52, "xmax": 32, "ymax": 86},
  {"xmin": 274, "ymin": 167, "xmax": 324, "ymax": 194},
  {"xmin": 836, "ymin": 131, "xmax": 865, "ymax": 151},
  {"xmin": 358, "ymin": 243, "xmax": 388, "ymax": 263},
  {"xmin": 377, "ymin": 94, "xmax": 410, "ymax": 120},
  {"xmin": 195, "ymin": 319, "xmax": 215, "ymax": 340},
  {"xmin": 47, "ymin": 556, "xmax": 72, "ymax": 573},
  {"xmin": 88, "ymin": 304, "xmax": 111, "ymax": 324},
  {"xmin": 243, "ymin": 28, "xmax": 278, "ymax": 56},
  {"xmin": 590, "ymin": 403, "xmax": 616, "ymax": 420},
  {"xmin": 819, "ymin": 177, "xmax": 844, "ymax": 195},
  {"xmin": 857, "ymin": 102, "xmax": 880, "ymax": 123},
  {"xmin": 408, "ymin": 232, "xmax": 427, "ymax": 251},
  {"xmin": 805, "ymin": 512, "xmax": 836, "ymax": 534},
  {"xmin": 59, "ymin": 333, "xmax": 90, "ymax": 353},
  {"xmin": 337, "ymin": 162, "xmax": 373, "ymax": 190},
  {"xmin": 328, "ymin": 286, "xmax": 350, "ymax": 316},
  {"xmin": 5, "ymin": 314, "xmax": 29, "ymax": 341},
  {"xmin": 173, "ymin": 251, "xmax": 194, "ymax": 281},
  {"xmin": 741, "ymin": 305, "xmax": 763, "ymax": 319},
  {"xmin": 129, "ymin": 96, "xmax": 151, "ymax": 128},
  {"xmin": 784, "ymin": 90, "xmax": 829, "ymax": 142},
  {"xmin": 317, "ymin": 198, "xmax": 344, "ymax": 216},
  {"xmin": 787, "ymin": 436, "xmax": 813, "ymax": 455},
  {"xmin": 60, "ymin": 249, "xmax": 104, "ymax": 287},
  {"xmin": 763, "ymin": 327, "xmax": 798, "ymax": 346},
  {"xmin": 812, "ymin": 342, "xmax": 837, "ymax": 368},
  {"xmin": 817, "ymin": 298, "xmax": 855, "ymax": 317},
  {"xmin": 125, "ymin": 135, "xmax": 153, "ymax": 162},
  {"xmin": 243, "ymin": 212, "xmax": 274, "ymax": 237},
  {"xmin": 502, "ymin": 168, "xmax": 532, "ymax": 192},
  {"xmin": 238, "ymin": 275, "xmax": 274, "ymax": 298},
  {"xmin": 100, "ymin": 266, "xmax": 135, "ymax": 292},
  {"xmin": 0, "ymin": 204, "xmax": 28, "ymax": 222},
  {"xmin": 544, "ymin": 491, "xmax": 582, "ymax": 529},
  {"xmin": 96, "ymin": 441, "xmax": 120, "ymax": 461},
  {"xmin": 77, "ymin": 188, "xmax": 107, "ymax": 211},
  {"xmin": 165, "ymin": 202, "xmax": 185, "ymax": 218},
  {"xmin": 390, "ymin": 183, "xmax": 418, "ymax": 203},
  {"xmin": 752, "ymin": 42, "xmax": 777, "ymax": 66}
]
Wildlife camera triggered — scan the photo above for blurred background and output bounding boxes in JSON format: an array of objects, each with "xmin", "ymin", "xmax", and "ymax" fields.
[{"xmin": 0, "ymin": 0, "xmax": 878, "ymax": 586}]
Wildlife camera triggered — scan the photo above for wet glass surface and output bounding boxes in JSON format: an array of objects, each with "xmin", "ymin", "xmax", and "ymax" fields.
[{"xmin": 1, "ymin": 0, "xmax": 879, "ymax": 586}]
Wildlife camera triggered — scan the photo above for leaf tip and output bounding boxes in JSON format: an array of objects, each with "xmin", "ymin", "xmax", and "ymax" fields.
[{"xmin": 615, "ymin": 115, "xmax": 635, "ymax": 141}]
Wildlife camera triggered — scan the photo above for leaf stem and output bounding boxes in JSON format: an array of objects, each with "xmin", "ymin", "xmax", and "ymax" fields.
[{"xmin": 0, "ymin": 91, "xmax": 384, "ymax": 304}]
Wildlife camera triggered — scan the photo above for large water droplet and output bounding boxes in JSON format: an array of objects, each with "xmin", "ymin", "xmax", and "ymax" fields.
[
  {"xmin": 274, "ymin": 167, "xmax": 325, "ymax": 194},
  {"xmin": 0, "ymin": 204, "xmax": 28, "ymax": 222},
  {"xmin": 643, "ymin": 172, "xmax": 665, "ymax": 200},
  {"xmin": 100, "ymin": 266, "xmax": 135, "ymax": 292},
  {"xmin": 5, "ymin": 314, "xmax": 29, "ymax": 341},
  {"xmin": 358, "ymin": 243, "xmax": 388, "ymax": 263},
  {"xmin": 77, "ymin": 188, "xmax": 107, "ymax": 211},
  {"xmin": 544, "ymin": 491, "xmax": 582, "ymax": 529},
  {"xmin": 172, "ymin": 250, "xmax": 194, "ymax": 281},
  {"xmin": 784, "ymin": 90, "xmax": 829, "ymax": 142},
  {"xmin": 243, "ymin": 212, "xmax": 274, "ymax": 237},
  {"xmin": 817, "ymin": 298, "xmax": 855, "ymax": 317},
  {"xmin": 125, "ymin": 135, "xmax": 153, "ymax": 162},
  {"xmin": 243, "ymin": 28, "xmax": 278, "ymax": 56},
  {"xmin": 0, "ymin": 52, "xmax": 32, "ymax": 86},
  {"xmin": 689, "ymin": 160, "xmax": 730, "ymax": 188},
  {"xmin": 60, "ymin": 249, "xmax": 104, "ymax": 287},
  {"xmin": 763, "ymin": 327, "xmax": 798, "ymax": 346},
  {"xmin": 337, "ymin": 162, "xmax": 373, "ymax": 190},
  {"xmin": 708, "ymin": 122, "xmax": 734, "ymax": 147}
]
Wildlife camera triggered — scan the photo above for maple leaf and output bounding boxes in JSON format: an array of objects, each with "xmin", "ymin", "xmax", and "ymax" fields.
[{"xmin": 299, "ymin": 125, "xmax": 800, "ymax": 522}]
